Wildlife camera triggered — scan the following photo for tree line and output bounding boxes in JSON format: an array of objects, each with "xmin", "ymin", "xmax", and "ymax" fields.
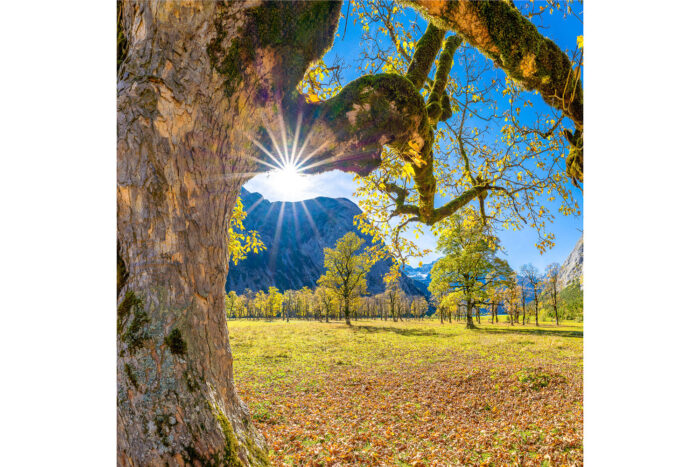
[
  {"xmin": 224, "ymin": 283, "xmax": 429, "ymax": 323},
  {"xmin": 226, "ymin": 227, "xmax": 582, "ymax": 326}
]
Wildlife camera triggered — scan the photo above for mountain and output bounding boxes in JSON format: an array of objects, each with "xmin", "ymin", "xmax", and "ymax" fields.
[
  {"xmin": 402, "ymin": 260, "xmax": 436, "ymax": 291},
  {"xmin": 559, "ymin": 235, "xmax": 583, "ymax": 287},
  {"xmin": 225, "ymin": 189, "xmax": 426, "ymax": 296}
]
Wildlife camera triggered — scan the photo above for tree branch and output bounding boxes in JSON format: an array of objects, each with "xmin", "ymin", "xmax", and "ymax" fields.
[
  {"xmin": 426, "ymin": 35, "xmax": 462, "ymax": 123},
  {"xmin": 405, "ymin": 22, "xmax": 446, "ymax": 89},
  {"xmin": 403, "ymin": 0, "xmax": 583, "ymax": 182}
]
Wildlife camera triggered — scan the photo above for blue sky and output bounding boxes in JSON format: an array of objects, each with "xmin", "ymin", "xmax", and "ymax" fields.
[{"xmin": 245, "ymin": 1, "xmax": 583, "ymax": 271}]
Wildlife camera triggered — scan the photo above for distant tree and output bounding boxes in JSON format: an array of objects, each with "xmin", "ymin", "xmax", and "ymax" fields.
[
  {"xmin": 382, "ymin": 272, "xmax": 402, "ymax": 322},
  {"xmin": 224, "ymin": 291, "xmax": 236, "ymax": 319},
  {"xmin": 298, "ymin": 287, "xmax": 313, "ymax": 320},
  {"xmin": 412, "ymin": 296, "xmax": 429, "ymax": 320},
  {"xmin": 282, "ymin": 289, "xmax": 295, "ymax": 321},
  {"xmin": 315, "ymin": 286, "xmax": 335, "ymax": 323},
  {"xmin": 503, "ymin": 274, "xmax": 520, "ymax": 326},
  {"xmin": 243, "ymin": 288, "xmax": 255, "ymax": 319},
  {"xmin": 545, "ymin": 262, "xmax": 562, "ymax": 326},
  {"xmin": 429, "ymin": 275, "xmax": 454, "ymax": 324},
  {"xmin": 560, "ymin": 279, "xmax": 583, "ymax": 321},
  {"xmin": 266, "ymin": 287, "xmax": 283, "ymax": 320},
  {"xmin": 521, "ymin": 264, "xmax": 544, "ymax": 326},
  {"xmin": 254, "ymin": 290, "xmax": 266, "ymax": 320},
  {"xmin": 430, "ymin": 211, "xmax": 511, "ymax": 329},
  {"xmin": 519, "ymin": 282, "xmax": 528, "ymax": 325},
  {"xmin": 318, "ymin": 232, "xmax": 372, "ymax": 325},
  {"xmin": 441, "ymin": 291, "xmax": 464, "ymax": 324}
]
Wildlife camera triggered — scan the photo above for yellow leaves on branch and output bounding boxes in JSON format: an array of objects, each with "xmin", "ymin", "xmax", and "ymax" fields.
[{"xmin": 228, "ymin": 197, "xmax": 266, "ymax": 265}]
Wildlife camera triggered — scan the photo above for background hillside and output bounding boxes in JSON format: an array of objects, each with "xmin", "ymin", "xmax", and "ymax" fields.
[{"xmin": 226, "ymin": 189, "xmax": 426, "ymax": 296}]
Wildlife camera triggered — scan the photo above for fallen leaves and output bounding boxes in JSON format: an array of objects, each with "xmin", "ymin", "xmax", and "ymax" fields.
[{"xmin": 229, "ymin": 320, "xmax": 583, "ymax": 465}]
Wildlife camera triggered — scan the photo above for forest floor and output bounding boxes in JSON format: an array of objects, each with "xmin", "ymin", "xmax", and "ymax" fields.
[{"xmin": 228, "ymin": 319, "xmax": 583, "ymax": 466}]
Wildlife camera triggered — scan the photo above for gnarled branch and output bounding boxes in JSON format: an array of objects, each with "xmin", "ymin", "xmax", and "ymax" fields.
[
  {"xmin": 406, "ymin": 22, "xmax": 446, "ymax": 89},
  {"xmin": 403, "ymin": 0, "xmax": 584, "ymax": 182}
]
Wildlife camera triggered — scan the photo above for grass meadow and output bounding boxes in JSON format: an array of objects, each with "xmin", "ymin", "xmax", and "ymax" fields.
[{"xmin": 228, "ymin": 319, "xmax": 583, "ymax": 466}]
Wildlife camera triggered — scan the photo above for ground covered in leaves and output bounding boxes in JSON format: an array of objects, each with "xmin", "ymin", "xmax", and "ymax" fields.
[{"xmin": 228, "ymin": 319, "xmax": 583, "ymax": 466}]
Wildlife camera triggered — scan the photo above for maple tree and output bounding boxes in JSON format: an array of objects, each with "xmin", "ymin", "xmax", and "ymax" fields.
[
  {"xmin": 319, "ymin": 0, "xmax": 585, "ymax": 265},
  {"xmin": 545, "ymin": 262, "xmax": 561, "ymax": 325},
  {"xmin": 430, "ymin": 210, "xmax": 512, "ymax": 329},
  {"xmin": 117, "ymin": 1, "xmax": 583, "ymax": 462},
  {"xmin": 521, "ymin": 263, "xmax": 544, "ymax": 326},
  {"xmin": 317, "ymin": 232, "xmax": 373, "ymax": 325}
]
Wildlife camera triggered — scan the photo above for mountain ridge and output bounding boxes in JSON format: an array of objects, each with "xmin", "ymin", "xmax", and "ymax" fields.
[{"xmin": 225, "ymin": 189, "xmax": 426, "ymax": 296}]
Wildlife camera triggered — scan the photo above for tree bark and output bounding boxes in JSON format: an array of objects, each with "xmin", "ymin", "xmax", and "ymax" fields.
[
  {"xmin": 344, "ymin": 299, "xmax": 351, "ymax": 326},
  {"xmin": 465, "ymin": 302, "xmax": 476, "ymax": 329},
  {"xmin": 117, "ymin": 2, "xmax": 343, "ymax": 464}
]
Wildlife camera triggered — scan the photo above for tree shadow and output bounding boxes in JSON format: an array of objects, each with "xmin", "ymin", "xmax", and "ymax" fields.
[
  {"xmin": 474, "ymin": 326, "xmax": 583, "ymax": 339},
  {"xmin": 350, "ymin": 324, "xmax": 446, "ymax": 338}
]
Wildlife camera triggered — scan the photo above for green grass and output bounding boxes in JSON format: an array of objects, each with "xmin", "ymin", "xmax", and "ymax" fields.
[{"xmin": 228, "ymin": 318, "xmax": 583, "ymax": 465}]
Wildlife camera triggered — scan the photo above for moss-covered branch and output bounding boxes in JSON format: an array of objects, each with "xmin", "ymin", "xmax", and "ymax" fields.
[
  {"xmin": 277, "ymin": 0, "xmax": 585, "ymax": 227},
  {"xmin": 426, "ymin": 35, "xmax": 462, "ymax": 123},
  {"xmin": 406, "ymin": 22, "xmax": 446, "ymax": 89},
  {"xmin": 404, "ymin": 0, "xmax": 582, "ymax": 128},
  {"xmin": 403, "ymin": 0, "xmax": 583, "ymax": 182},
  {"xmin": 282, "ymin": 73, "xmax": 430, "ymax": 176},
  {"xmin": 388, "ymin": 182, "xmax": 492, "ymax": 225}
]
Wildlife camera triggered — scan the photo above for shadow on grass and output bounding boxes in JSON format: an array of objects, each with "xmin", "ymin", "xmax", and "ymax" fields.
[
  {"xmin": 350, "ymin": 324, "xmax": 447, "ymax": 338},
  {"xmin": 474, "ymin": 326, "xmax": 583, "ymax": 339}
]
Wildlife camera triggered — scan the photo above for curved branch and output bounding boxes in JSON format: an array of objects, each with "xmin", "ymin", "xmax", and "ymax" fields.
[
  {"xmin": 403, "ymin": 0, "xmax": 583, "ymax": 183},
  {"xmin": 406, "ymin": 22, "xmax": 446, "ymax": 89},
  {"xmin": 426, "ymin": 35, "xmax": 462, "ymax": 123},
  {"xmin": 390, "ymin": 183, "xmax": 492, "ymax": 226},
  {"xmin": 404, "ymin": 0, "xmax": 582, "ymax": 129},
  {"xmin": 279, "ymin": 73, "xmax": 430, "ymax": 176}
]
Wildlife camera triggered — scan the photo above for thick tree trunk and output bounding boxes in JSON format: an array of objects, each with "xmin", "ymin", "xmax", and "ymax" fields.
[{"xmin": 117, "ymin": 2, "xmax": 342, "ymax": 464}]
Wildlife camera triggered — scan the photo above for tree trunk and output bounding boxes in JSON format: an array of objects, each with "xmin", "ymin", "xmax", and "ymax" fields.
[
  {"xmin": 534, "ymin": 296, "xmax": 539, "ymax": 326},
  {"xmin": 344, "ymin": 299, "xmax": 351, "ymax": 326},
  {"xmin": 117, "ymin": 2, "xmax": 343, "ymax": 464},
  {"xmin": 465, "ymin": 303, "xmax": 476, "ymax": 329}
]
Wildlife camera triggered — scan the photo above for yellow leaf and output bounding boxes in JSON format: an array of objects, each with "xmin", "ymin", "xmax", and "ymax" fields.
[{"xmin": 577, "ymin": 35, "xmax": 583, "ymax": 49}]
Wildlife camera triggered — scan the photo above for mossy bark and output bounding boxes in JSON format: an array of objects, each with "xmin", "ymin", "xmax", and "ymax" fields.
[
  {"xmin": 117, "ymin": 2, "xmax": 340, "ymax": 465},
  {"xmin": 404, "ymin": 0, "xmax": 584, "ymax": 182}
]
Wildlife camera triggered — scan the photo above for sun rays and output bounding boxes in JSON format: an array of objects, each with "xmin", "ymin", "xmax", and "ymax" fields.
[
  {"xmin": 244, "ymin": 111, "xmax": 367, "ymax": 198},
  {"xmin": 241, "ymin": 111, "xmax": 368, "ymax": 271}
]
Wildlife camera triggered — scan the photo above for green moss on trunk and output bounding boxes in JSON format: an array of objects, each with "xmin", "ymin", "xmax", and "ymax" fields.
[
  {"xmin": 164, "ymin": 329, "xmax": 187, "ymax": 356},
  {"xmin": 208, "ymin": 1, "xmax": 342, "ymax": 97}
]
